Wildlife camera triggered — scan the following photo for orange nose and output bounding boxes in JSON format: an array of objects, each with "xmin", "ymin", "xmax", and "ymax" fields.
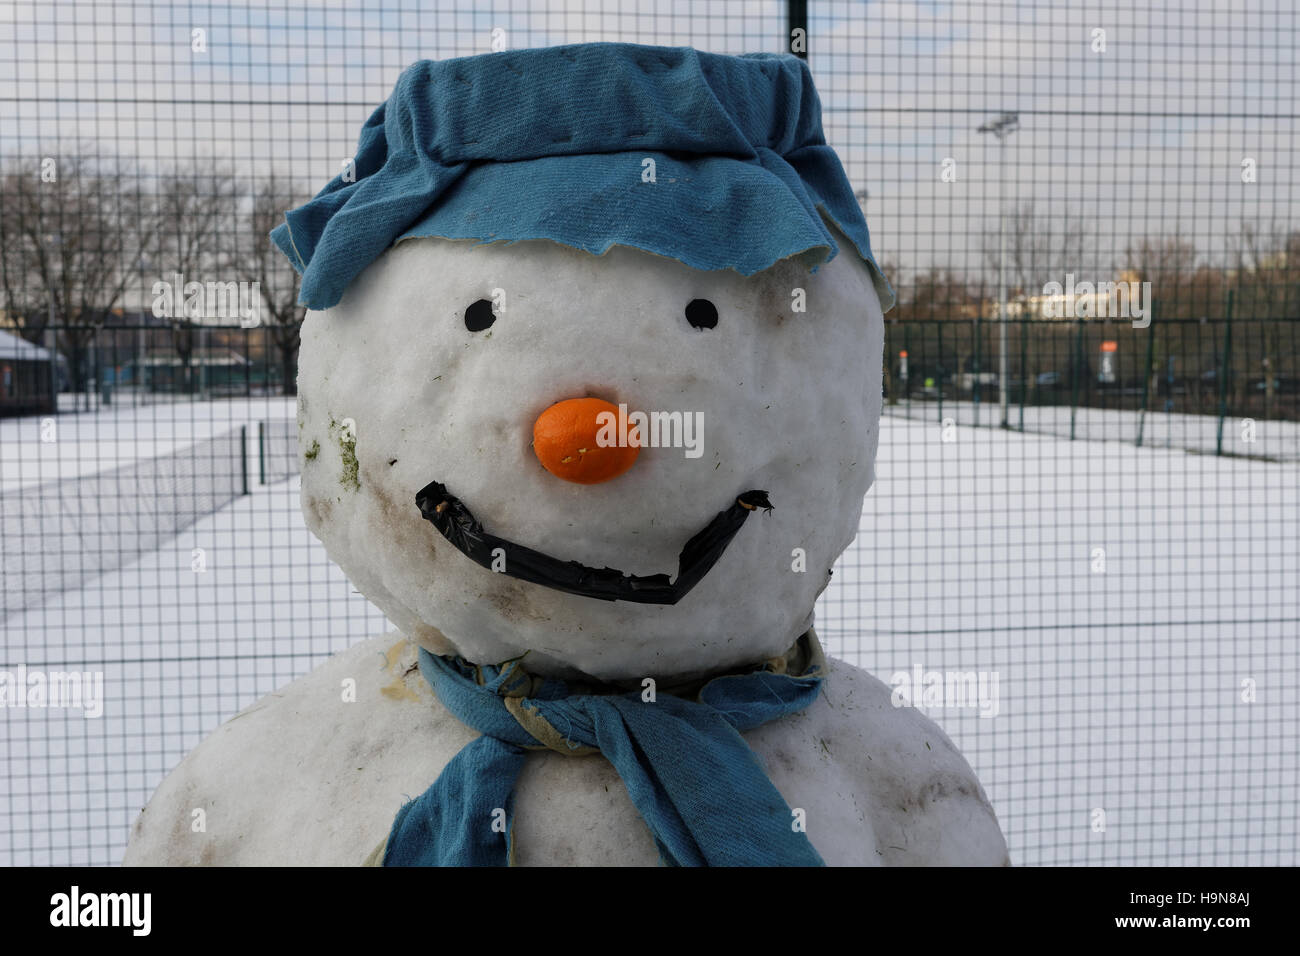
[{"xmin": 532, "ymin": 397, "xmax": 640, "ymax": 484}]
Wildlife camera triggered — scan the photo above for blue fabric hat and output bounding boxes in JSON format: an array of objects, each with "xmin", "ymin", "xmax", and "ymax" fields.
[{"xmin": 271, "ymin": 42, "xmax": 894, "ymax": 312}]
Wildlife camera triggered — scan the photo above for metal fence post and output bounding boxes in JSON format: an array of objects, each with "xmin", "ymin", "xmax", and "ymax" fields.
[
  {"xmin": 258, "ymin": 421, "xmax": 266, "ymax": 485},
  {"xmin": 903, "ymin": 320, "xmax": 911, "ymax": 416},
  {"xmin": 787, "ymin": 0, "xmax": 807, "ymax": 58},
  {"xmin": 1069, "ymin": 318, "xmax": 1083, "ymax": 440},
  {"xmin": 1019, "ymin": 316, "xmax": 1027, "ymax": 432},
  {"xmin": 240, "ymin": 425, "xmax": 249, "ymax": 495},
  {"xmin": 937, "ymin": 320, "xmax": 945, "ymax": 424},
  {"xmin": 1216, "ymin": 290, "xmax": 1234, "ymax": 456},
  {"xmin": 46, "ymin": 310, "xmax": 58, "ymax": 416},
  {"xmin": 1136, "ymin": 302, "xmax": 1156, "ymax": 447}
]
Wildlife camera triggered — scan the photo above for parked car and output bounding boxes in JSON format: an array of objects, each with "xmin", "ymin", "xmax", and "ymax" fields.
[{"xmin": 1252, "ymin": 376, "xmax": 1296, "ymax": 394}]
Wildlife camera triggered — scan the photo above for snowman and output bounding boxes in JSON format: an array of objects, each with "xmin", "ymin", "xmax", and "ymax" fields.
[{"xmin": 125, "ymin": 43, "xmax": 1008, "ymax": 866}]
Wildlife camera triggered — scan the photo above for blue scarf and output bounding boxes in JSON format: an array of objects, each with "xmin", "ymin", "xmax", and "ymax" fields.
[{"xmin": 378, "ymin": 632, "xmax": 827, "ymax": 867}]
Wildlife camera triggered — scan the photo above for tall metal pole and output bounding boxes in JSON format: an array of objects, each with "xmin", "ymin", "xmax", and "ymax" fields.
[
  {"xmin": 1136, "ymin": 302, "xmax": 1156, "ymax": 448},
  {"xmin": 199, "ymin": 325, "xmax": 208, "ymax": 399},
  {"xmin": 978, "ymin": 113, "xmax": 1018, "ymax": 429},
  {"xmin": 137, "ymin": 326, "xmax": 144, "ymax": 407},
  {"xmin": 1215, "ymin": 290, "xmax": 1233, "ymax": 456},
  {"xmin": 787, "ymin": 0, "xmax": 807, "ymax": 58},
  {"xmin": 997, "ymin": 148, "xmax": 1009, "ymax": 428},
  {"xmin": 1019, "ymin": 315, "xmax": 1027, "ymax": 432}
]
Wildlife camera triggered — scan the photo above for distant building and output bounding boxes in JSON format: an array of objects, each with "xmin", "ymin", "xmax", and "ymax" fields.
[
  {"xmin": 993, "ymin": 271, "xmax": 1145, "ymax": 320},
  {"xmin": 0, "ymin": 329, "xmax": 64, "ymax": 417},
  {"xmin": 130, "ymin": 347, "xmax": 253, "ymax": 394}
]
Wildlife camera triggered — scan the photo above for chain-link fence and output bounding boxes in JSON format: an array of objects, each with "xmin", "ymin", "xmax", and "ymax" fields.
[
  {"xmin": 883, "ymin": 317, "xmax": 1300, "ymax": 460},
  {"xmin": 2, "ymin": 1, "xmax": 1297, "ymax": 867}
]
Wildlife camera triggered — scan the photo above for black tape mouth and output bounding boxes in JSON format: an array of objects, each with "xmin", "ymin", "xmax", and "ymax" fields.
[{"xmin": 415, "ymin": 480, "xmax": 774, "ymax": 605}]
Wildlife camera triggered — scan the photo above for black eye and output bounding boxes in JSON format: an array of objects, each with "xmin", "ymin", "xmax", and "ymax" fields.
[
  {"xmin": 464, "ymin": 298, "xmax": 496, "ymax": 332},
  {"xmin": 685, "ymin": 298, "xmax": 718, "ymax": 330}
]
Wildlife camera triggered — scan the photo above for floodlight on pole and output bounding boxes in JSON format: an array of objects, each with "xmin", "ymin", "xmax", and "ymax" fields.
[
  {"xmin": 978, "ymin": 112, "xmax": 1019, "ymax": 429},
  {"xmin": 977, "ymin": 113, "xmax": 1020, "ymax": 138}
]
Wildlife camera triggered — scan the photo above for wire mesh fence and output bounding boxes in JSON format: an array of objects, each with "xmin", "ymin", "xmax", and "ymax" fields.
[
  {"xmin": 1, "ymin": 1, "xmax": 1297, "ymax": 867},
  {"xmin": 883, "ymin": 317, "xmax": 1300, "ymax": 460},
  {"xmin": 2, "ymin": 421, "xmax": 247, "ymax": 616}
]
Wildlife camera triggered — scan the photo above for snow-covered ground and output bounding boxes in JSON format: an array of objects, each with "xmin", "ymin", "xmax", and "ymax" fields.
[
  {"xmin": 1, "ymin": 398, "xmax": 300, "ymax": 616},
  {"xmin": 818, "ymin": 415, "xmax": 1298, "ymax": 866},
  {"xmin": 2, "ymin": 404, "xmax": 1296, "ymax": 865},
  {"xmin": 2, "ymin": 470, "xmax": 390, "ymax": 867},
  {"xmin": 0, "ymin": 395, "xmax": 297, "ymax": 492},
  {"xmin": 884, "ymin": 399, "xmax": 1300, "ymax": 461}
]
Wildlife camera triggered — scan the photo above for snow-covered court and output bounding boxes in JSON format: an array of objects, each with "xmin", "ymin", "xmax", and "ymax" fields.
[{"xmin": 2, "ymin": 400, "xmax": 1296, "ymax": 865}]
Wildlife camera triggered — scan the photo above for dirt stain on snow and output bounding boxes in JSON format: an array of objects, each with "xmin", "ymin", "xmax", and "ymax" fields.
[{"xmin": 379, "ymin": 639, "xmax": 421, "ymax": 703}]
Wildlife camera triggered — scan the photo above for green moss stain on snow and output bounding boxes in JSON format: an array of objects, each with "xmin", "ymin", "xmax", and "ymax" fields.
[
  {"xmin": 327, "ymin": 416, "xmax": 360, "ymax": 492},
  {"xmin": 339, "ymin": 442, "xmax": 360, "ymax": 491}
]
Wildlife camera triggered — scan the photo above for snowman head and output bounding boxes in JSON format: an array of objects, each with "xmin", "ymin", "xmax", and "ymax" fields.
[{"xmin": 276, "ymin": 44, "xmax": 893, "ymax": 681}]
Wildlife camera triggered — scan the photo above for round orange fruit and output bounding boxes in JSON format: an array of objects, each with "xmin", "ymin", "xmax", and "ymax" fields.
[{"xmin": 532, "ymin": 397, "xmax": 640, "ymax": 484}]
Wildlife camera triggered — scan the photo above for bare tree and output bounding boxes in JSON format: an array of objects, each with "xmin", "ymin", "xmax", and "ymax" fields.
[
  {"xmin": 236, "ymin": 176, "xmax": 311, "ymax": 395},
  {"xmin": 1229, "ymin": 220, "xmax": 1300, "ymax": 318},
  {"xmin": 1125, "ymin": 236, "xmax": 1198, "ymax": 314},
  {"xmin": 1227, "ymin": 220, "xmax": 1300, "ymax": 411},
  {"xmin": 0, "ymin": 152, "xmax": 158, "ymax": 402},
  {"xmin": 982, "ymin": 202, "xmax": 1092, "ymax": 297},
  {"xmin": 893, "ymin": 266, "xmax": 978, "ymax": 321},
  {"xmin": 151, "ymin": 162, "xmax": 240, "ymax": 391}
]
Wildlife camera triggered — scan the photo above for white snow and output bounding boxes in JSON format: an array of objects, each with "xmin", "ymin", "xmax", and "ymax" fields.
[
  {"xmin": 0, "ymin": 396, "xmax": 297, "ymax": 492},
  {"xmin": 2, "ymin": 470, "xmax": 389, "ymax": 866},
  {"xmin": 817, "ymin": 414, "xmax": 1299, "ymax": 866},
  {"xmin": 883, "ymin": 399, "xmax": 1300, "ymax": 461}
]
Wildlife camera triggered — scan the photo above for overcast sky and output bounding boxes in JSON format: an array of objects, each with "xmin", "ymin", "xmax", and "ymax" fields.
[{"xmin": 1, "ymin": 0, "xmax": 1295, "ymax": 285}]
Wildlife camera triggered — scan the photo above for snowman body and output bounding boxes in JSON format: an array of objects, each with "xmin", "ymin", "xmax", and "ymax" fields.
[
  {"xmin": 124, "ymin": 633, "xmax": 1007, "ymax": 865},
  {"xmin": 124, "ymin": 233, "xmax": 1009, "ymax": 866}
]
